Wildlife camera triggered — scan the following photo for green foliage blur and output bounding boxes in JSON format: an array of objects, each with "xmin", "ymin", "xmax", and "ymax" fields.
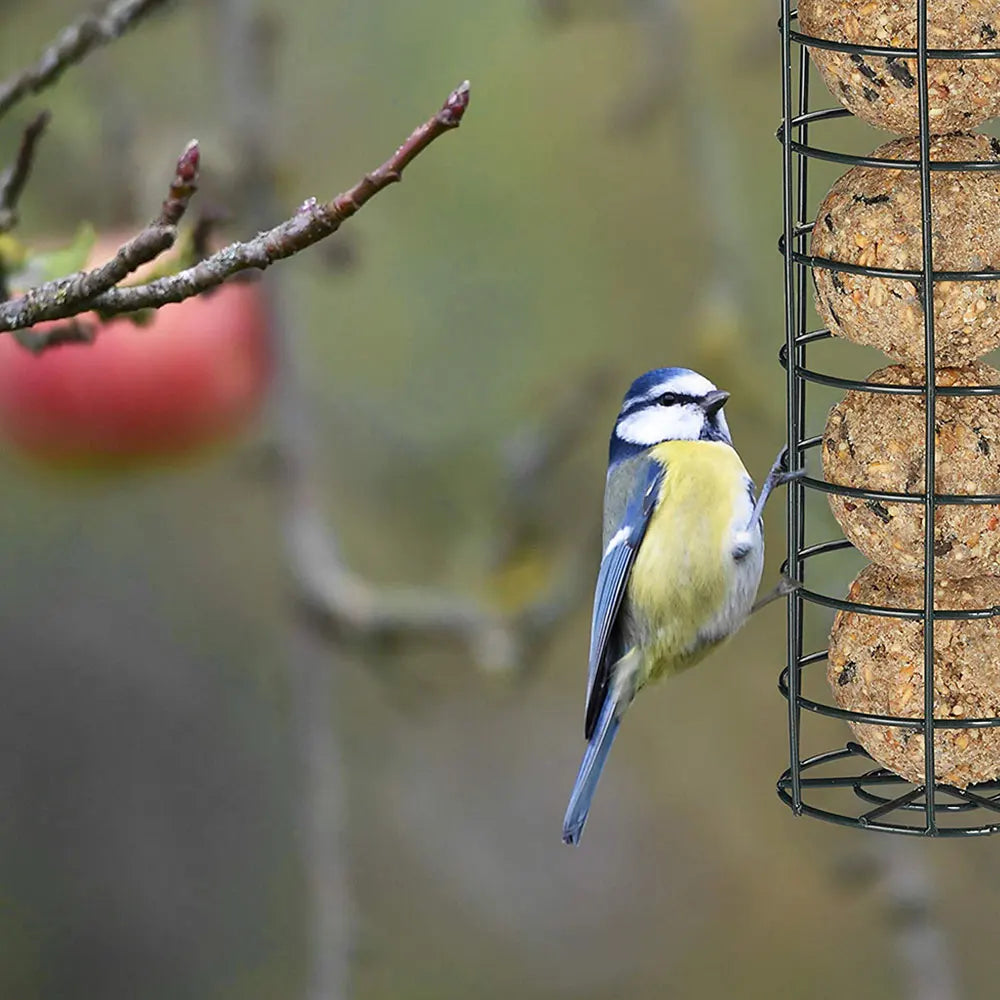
[{"xmin": 2, "ymin": 1, "xmax": 1000, "ymax": 998}]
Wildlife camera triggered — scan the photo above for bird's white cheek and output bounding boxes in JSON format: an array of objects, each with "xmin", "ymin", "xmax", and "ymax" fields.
[{"xmin": 616, "ymin": 406, "xmax": 702, "ymax": 445}]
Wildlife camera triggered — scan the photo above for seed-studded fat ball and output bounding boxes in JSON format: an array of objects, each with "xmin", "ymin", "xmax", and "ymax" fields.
[
  {"xmin": 811, "ymin": 134, "xmax": 1000, "ymax": 365},
  {"xmin": 824, "ymin": 362, "xmax": 1000, "ymax": 577},
  {"xmin": 828, "ymin": 564, "xmax": 1000, "ymax": 788},
  {"xmin": 799, "ymin": 0, "xmax": 1000, "ymax": 134}
]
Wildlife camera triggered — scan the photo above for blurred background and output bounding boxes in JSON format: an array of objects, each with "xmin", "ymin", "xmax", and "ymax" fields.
[{"xmin": 0, "ymin": 1, "xmax": 998, "ymax": 997}]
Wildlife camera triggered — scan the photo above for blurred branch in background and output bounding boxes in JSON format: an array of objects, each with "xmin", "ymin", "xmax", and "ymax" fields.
[
  {"xmin": 835, "ymin": 838, "xmax": 962, "ymax": 1000},
  {"xmin": 0, "ymin": 0, "xmax": 171, "ymax": 119},
  {"xmin": 878, "ymin": 840, "xmax": 962, "ymax": 1000},
  {"xmin": 211, "ymin": 5, "xmax": 353, "ymax": 996},
  {"xmin": 0, "ymin": 109, "xmax": 50, "ymax": 302},
  {"xmin": 0, "ymin": 110, "xmax": 50, "ymax": 235}
]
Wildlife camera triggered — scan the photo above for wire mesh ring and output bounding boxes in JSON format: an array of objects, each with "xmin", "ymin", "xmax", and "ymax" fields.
[
  {"xmin": 778, "ymin": 649, "xmax": 1000, "ymax": 728},
  {"xmin": 781, "ymin": 11, "xmax": 1000, "ymax": 60},
  {"xmin": 779, "ymin": 335, "xmax": 1000, "ymax": 396},
  {"xmin": 777, "ymin": 107, "xmax": 1000, "ymax": 172},
  {"xmin": 787, "ymin": 437, "xmax": 1000, "ymax": 505},
  {"xmin": 780, "ymin": 538, "xmax": 1000, "ymax": 621},
  {"xmin": 777, "ymin": 747, "xmax": 1000, "ymax": 836},
  {"xmin": 779, "ymin": 236, "xmax": 1000, "ymax": 281}
]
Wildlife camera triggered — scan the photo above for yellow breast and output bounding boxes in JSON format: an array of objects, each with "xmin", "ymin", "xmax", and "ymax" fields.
[{"xmin": 627, "ymin": 440, "xmax": 750, "ymax": 683}]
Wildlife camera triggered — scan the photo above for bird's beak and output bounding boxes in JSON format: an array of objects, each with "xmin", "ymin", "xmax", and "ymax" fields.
[{"xmin": 701, "ymin": 389, "xmax": 730, "ymax": 417}]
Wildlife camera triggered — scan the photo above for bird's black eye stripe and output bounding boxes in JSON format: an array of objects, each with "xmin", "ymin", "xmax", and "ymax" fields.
[{"xmin": 657, "ymin": 391, "xmax": 696, "ymax": 406}]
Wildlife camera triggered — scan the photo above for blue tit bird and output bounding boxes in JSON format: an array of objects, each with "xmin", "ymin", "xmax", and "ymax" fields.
[{"xmin": 562, "ymin": 367, "xmax": 792, "ymax": 846}]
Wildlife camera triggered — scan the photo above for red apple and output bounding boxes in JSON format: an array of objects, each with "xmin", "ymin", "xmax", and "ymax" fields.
[{"xmin": 0, "ymin": 241, "xmax": 272, "ymax": 468}]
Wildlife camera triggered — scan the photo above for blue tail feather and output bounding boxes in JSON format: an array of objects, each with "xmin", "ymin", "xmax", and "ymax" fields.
[{"xmin": 562, "ymin": 694, "xmax": 621, "ymax": 846}]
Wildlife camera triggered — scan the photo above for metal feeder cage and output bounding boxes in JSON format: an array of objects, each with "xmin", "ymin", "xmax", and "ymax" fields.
[{"xmin": 777, "ymin": 0, "xmax": 1000, "ymax": 835}]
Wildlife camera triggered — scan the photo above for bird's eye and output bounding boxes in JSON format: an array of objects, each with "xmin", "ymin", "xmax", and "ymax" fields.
[{"xmin": 657, "ymin": 392, "xmax": 679, "ymax": 406}]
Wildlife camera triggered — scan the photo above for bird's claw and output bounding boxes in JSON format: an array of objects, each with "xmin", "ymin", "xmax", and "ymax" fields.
[
  {"xmin": 772, "ymin": 444, "xmax": 805, "ymax": 482},
  {"xmin": 748, "ymin": 445, "xmax": 805, "ymax": 529},
  {"xmin": 777, "ymin": 466, "xmax": 806, "ymax": 485}
]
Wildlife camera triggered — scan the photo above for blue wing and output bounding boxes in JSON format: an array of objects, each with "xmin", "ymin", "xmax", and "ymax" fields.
[{"xmin": 584, "ymin": 459, "xmax": 665, "ymax": 739}]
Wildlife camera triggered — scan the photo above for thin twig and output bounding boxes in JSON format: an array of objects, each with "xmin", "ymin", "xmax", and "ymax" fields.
[
  {"xmin": 0, "ymin": 82, "xmax": 470, "ymax": 334},
  {"xmin": 2, "ymin": 140, "xmax": 201, "ymax": 350},
  {"xmin": 0, "ymin": 110, "xmax": 51, "ymax": 233},
  {"xmin": 155, "ymin": 139, "xmax": 200, "ymax": 228},
  {"xmin": 6, "ymin": 224, "xmax": 175, "ymax": 334},
  {"xmin": 0, "ymin": 0, "xmax": 171, "ymax": 120}
]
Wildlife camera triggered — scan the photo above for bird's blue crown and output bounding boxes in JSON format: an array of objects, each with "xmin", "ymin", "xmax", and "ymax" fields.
[{"xmin": 609, "ymin": 367, "xmax": 733, "ymax": 467}]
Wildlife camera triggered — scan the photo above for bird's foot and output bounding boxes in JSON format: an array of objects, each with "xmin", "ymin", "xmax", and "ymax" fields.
[{"xmin": 748, "ymin": 445, "xmax": 805, "ymax": 529}]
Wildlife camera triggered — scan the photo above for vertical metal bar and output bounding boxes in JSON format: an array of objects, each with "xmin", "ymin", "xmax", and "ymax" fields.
[
  {"xmin": 795, "ymin": 20, "xmax": 810, "ymax": 669},
  {"xmin": 915, "ymin": 0, "xmax": 937, "ymax": 834},
  {"xmin": 781, "ymin": 0, "xmax": 803, "ymax": 812}
]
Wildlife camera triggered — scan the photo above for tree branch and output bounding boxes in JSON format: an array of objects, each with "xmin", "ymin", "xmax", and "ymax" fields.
[
  {"xmin": 0, "ymin": 82, "xmax": 471, "ymax": 335},
  {"xmin": 0, "ymin": 110, "xmax": 51, "ymax": 234},
  {"xmin": 286, "ymin": 498, "xmax": 520, "ymax": 670},
  {"xmin": 155, "ymin": 139, "xmax": 200, "ymax": 228},
  {"xmin": 283, "ymin": 414, "xmax": 592, "ymax": 674},
  {"xmin": 2, "ymin": 139, "xmax": 201, "ymax": 349},
  {"xmin": 0, "ymin": 0, "xmax": 171, "ymax": 121},
  {"xmin": 6, "ymin": 224, "xmax": 174, "ymax": 332}
]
